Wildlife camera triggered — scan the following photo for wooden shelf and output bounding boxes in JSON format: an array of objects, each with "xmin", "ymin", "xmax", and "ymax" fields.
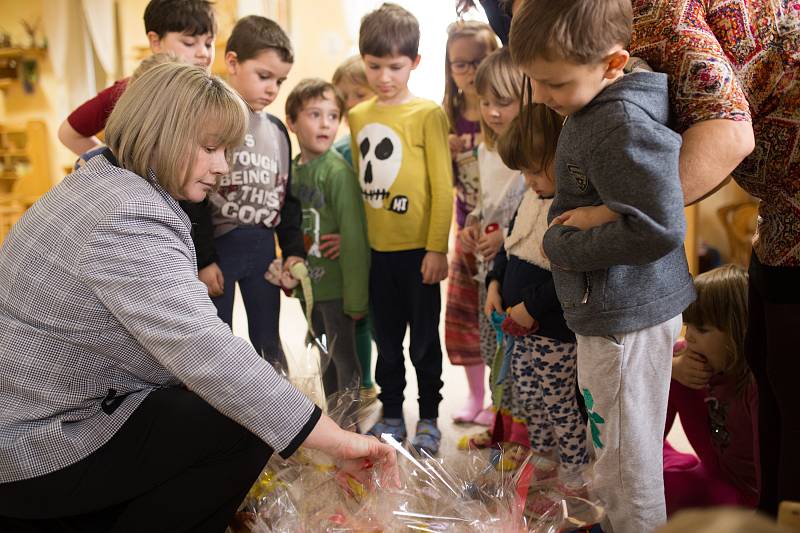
[{"xmin": 0, "ymin": 47, "xmax": 47, "ymax": 60}]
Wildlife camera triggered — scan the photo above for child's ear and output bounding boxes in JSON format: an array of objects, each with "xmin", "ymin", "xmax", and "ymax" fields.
[
  {"xmin": 286, "ymin": 116, "xmax": 296, "ymax": 133},
  {"xmin": 147, "ymin": 31, "xmax": 162, "ymax": 53},
  {"xmin": 224, "ymin": 51, "xmax": 239, "ymax": 75},
  {"xmin": 604, "ymin": 49, "xmax": 630, "ymax": 80},
  {"xmin": 411, "ymin": 54, "xmax": 422, "ymax": 70}
]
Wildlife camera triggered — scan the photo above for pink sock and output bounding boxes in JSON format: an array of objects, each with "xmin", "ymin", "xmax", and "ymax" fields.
[{"xmin": 452, "ymin": 364, "xmax": 487, "ymax": 423}]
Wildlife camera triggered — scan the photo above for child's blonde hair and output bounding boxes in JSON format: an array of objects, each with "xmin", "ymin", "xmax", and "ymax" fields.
[
  {"xmin": 332, "ymin": 55, "xmax": 368, "ymax": 89},
  {"xmin": 682, "ymin": 264, "xmax": 751, "ymax": 395},
  {"xmin": 496, "ymin": 103, "xmax": 562, "ymax": 176},
  {"xmin": 474, "ymin": 47, "xmax": 522, "ymax": 150},
  {"xmin": 130, "ymin": 53, "xmax": 178, "ymax": 84},
  {"xmin": 106, "ymin": 62, "xmax": 247, "ymax": 199},
  {"xmin": 442, "ymin": 20, "xmax": 498, "ymax": 132}
]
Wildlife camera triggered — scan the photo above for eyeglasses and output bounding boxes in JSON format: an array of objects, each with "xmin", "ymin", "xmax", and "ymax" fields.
[{"xmin": 450, "ymin": 59, "xmax": 483, "ymax": 74}]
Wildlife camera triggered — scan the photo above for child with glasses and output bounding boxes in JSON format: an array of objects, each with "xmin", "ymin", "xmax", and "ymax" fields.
[{"xmin": 441, "ymin": 20, "xmax": 500, "ymax": 426}]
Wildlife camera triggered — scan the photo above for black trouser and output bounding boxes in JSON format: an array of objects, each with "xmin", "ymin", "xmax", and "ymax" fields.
[
  {"xmin": 745, "ymin": 252, "xmax": 800, "ymax": 515},
  {"xmin": 370, "ymin": 249, "xmax": 443, "ymax": 420},
  {"xmin": 0, "ymin": 388, "xmax": 271, "ymax": 533}
]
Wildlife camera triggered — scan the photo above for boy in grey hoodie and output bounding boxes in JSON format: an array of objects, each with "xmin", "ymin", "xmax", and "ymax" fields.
[{"xmin": 509, "ymin": 1, "xmax": 696, "ymax": 532}]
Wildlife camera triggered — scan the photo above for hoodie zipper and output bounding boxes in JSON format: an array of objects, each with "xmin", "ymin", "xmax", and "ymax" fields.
[{"xmin": 581, "ymin": 272, "xmax": 591, "ymax": 304}]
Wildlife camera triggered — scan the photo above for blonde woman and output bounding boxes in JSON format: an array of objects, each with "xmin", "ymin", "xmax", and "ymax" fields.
[{"xmin": 0, "ymin": 62, "xmax": 397, "ymax": 531}]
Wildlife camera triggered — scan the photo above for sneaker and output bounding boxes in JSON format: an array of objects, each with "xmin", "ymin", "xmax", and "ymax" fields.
[
  {"xmin": 411, "ymin": 418, "xmax": 441, "ymax": 456},
  {"xmin": 365, "ymin": 417, "xmax": 406, "ymax": 443}
]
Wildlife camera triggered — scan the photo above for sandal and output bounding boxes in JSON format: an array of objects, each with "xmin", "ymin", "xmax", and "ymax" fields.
[{"xmin": 411, "ymin": 418, "xmax": 441, "ymax": 456}]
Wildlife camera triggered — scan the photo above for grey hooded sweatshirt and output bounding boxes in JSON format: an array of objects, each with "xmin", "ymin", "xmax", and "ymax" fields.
[{"xmin": 542, "ymin": 71, "xmax": 695, "ymax": 336}]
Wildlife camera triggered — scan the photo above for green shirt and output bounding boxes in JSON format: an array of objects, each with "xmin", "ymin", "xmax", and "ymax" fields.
[{"xmin": 290, "ymin": 149, "xmax": 369, "ymax": 315}]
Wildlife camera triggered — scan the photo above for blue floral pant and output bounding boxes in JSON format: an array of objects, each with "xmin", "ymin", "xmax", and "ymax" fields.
[{"xmin": 510, "ymin": 334, "xmax": 589, "ymax": 473}]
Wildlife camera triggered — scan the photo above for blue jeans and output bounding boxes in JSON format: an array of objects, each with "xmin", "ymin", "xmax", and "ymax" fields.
[{"xmin": 211, "ymin": 226, "xmax": 286, "ymax": 369}]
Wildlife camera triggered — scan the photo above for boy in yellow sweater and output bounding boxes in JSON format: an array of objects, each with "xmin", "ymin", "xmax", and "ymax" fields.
[{"xmin": 349, "ymin": 3, "xmax": 453, "ymax": 455}]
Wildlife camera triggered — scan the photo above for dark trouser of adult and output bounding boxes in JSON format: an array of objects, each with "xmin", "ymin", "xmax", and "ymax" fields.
[
  {"xmin": 0, "ymin": 388, "xmax": 271, "ymax": 533},
  {"xmin": 211, "ymin": 225, "xmax": 287, "ymax": 370},
  {"xmin": 746, "ymin": 251, "xmax": 800, "ymax": 515},
  {"xmin": 370, "ymin": 249, "xmax": 444, "ymax": 420}
]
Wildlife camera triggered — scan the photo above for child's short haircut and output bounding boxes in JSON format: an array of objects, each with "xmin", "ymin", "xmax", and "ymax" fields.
[
  {"xmin": 359, "ymin": 3, "xmax": 420, "ymax": 60},
  {"xmin": 509, "ymin": 0, "xmax": 632, "ymax": 65},
  {"xmin": 497, "ymin": 104, "xmax": 562, "ymax": 176},
  {"xmin": 226, "ymin": 15, "xmax": 293, "ymax": 63},
  {"xmin": 144, "ymin": 0, "xmax": 217, "ymax": 38},
  {"xmin": 131, "ymin": 53, "xmax": 178, "ymax": 84},
  {"xmin": 332, "ymin": 55, "xmax": 368, "ymax": 88},
  {"xmin": 474, "ymin": 47, "xmax": 523, "ymax": 150},
  {"xmin": 285, "ymin": 78, "xmax": 345, "ymax": 123}
]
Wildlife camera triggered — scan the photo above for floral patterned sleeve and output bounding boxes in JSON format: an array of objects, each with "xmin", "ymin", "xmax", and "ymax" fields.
[{"xmin": 631, "ymin": 0, "xmax": 752, "ymax": 133}]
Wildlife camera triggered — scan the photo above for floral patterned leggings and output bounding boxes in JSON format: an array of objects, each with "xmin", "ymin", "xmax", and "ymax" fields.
[{"xmin": 509, "ymin": 334, "xmax": 589, "ymax": 473}]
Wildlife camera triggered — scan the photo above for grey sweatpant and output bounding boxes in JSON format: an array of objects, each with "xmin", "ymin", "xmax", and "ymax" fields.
[{"xmin": 576, "ymin": 315, "xmax": 681, "ymax": 533}]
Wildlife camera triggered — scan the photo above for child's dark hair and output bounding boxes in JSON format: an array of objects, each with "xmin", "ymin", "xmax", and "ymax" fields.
[
  {"xmin": 285, "ymin": 78, "xmax": 345, "ymax": 123},
  {"xmin": 509, "ymin": 0, "xmax": 632, "ymax": 65},
  {"xmin": 144, "ymin": 0, "xmax": 217, "ymax": 38},
  {"xmin": 359, "ymin": 3, "xmax": 420, "ymax": 60},
  {"xmin": 497, "ymin": 104, "xmax": 561, "ymax": 176},
  {"xmin": 683, "ymin": 264, "xmax": 751, "ymax": 395},
  {"xmin": 226, "ymin": 15, "xmax": 293, "ymax": 63},
  {"xmin": 442, "ymin": 20, "xmax": 498, "ymax": 132}
]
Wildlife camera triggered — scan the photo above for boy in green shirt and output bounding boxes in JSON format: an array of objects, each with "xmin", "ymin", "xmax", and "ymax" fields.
[{"xmin": 286, "ymin": 79, "xmax": 370, "ymax": 403}]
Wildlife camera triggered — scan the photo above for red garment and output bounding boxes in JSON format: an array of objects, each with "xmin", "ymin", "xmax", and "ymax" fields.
[
  {"xmin": 445, "ymin": 233, "xmax": 482, "ymax": 366},
  {"xmin": 664, "ymin": 377, "xmax": 759, "ymax": 515},
  {"xmin": 67, "ymin": 78, "xmax": 129, "ymax": 137},
  {"xmin": 632, "ymin": 1, "xmax": 800, "ymax": 266}
]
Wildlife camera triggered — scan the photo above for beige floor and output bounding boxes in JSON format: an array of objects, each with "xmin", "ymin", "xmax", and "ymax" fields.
[{"xmin": 232, "ymin": 285, "xmax": 694, "ymax": 456}]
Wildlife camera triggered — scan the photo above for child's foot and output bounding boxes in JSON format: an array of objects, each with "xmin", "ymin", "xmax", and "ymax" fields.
[
  {"xmin": 365, "ymin": 417, "xmax": 406, "ymax": 443},
  {"xmin": 451, "ymin": 397, "xmax": 485, "ymax": 424},
  {"xmin": 472, "ymin": 407, "xmax": 494, "ymax": 427},
  {"xmin": 457, "ymin": 429, "xmax": 493, "ymax": 451},
  {"xmin": 411, "ymin": 418, "xmax": 441, "ymax": 456}
]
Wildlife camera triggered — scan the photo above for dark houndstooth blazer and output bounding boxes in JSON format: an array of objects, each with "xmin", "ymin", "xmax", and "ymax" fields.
[{"xmin": 0, "ymin": 153, "xmax": 318, "ymax": 483}]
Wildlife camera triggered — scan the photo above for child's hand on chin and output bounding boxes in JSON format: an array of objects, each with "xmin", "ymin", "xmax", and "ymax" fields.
[{"xmin": 672, "ymin": 351, "xmax": 713, "ymax": 390}]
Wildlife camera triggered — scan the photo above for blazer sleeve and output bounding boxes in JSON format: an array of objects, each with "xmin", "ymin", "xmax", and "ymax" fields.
[{"xmin": 78, "ymin": 202, "xmax": 319, "ymax": 457}]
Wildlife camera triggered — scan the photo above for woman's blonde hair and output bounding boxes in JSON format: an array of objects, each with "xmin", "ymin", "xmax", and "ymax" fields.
[
  {"xmin": 332, "ymin": 55, "xmax": 369, "ymax": 89},
  {"xmin": 474, "ymin": 47, "xmax": 523, "ymax": 150},
  {"xmin": 105, "ymin": 62, "xmax": 247, "ymax": 198},
  {"xmin": 682, "ymin": 264, "xmax": 751, "ymax": 395},
  {"xmin": 442, "ymin": 20, "xmax": 499, "ymax": 132}
]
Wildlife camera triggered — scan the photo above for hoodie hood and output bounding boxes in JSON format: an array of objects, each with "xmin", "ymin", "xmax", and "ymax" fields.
[{"xmin": 584, "ymin": 71, "xmax": 671, "ymax": 126}]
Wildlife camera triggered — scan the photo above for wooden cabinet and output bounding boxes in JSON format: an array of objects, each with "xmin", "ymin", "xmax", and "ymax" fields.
[
  {"xmin": 0, "ymin": 120, "xmax": 52, "ymax": 242},
  {"xmin": 0, "ymin": 120, "xmax": 51, "ymax": 199}
]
